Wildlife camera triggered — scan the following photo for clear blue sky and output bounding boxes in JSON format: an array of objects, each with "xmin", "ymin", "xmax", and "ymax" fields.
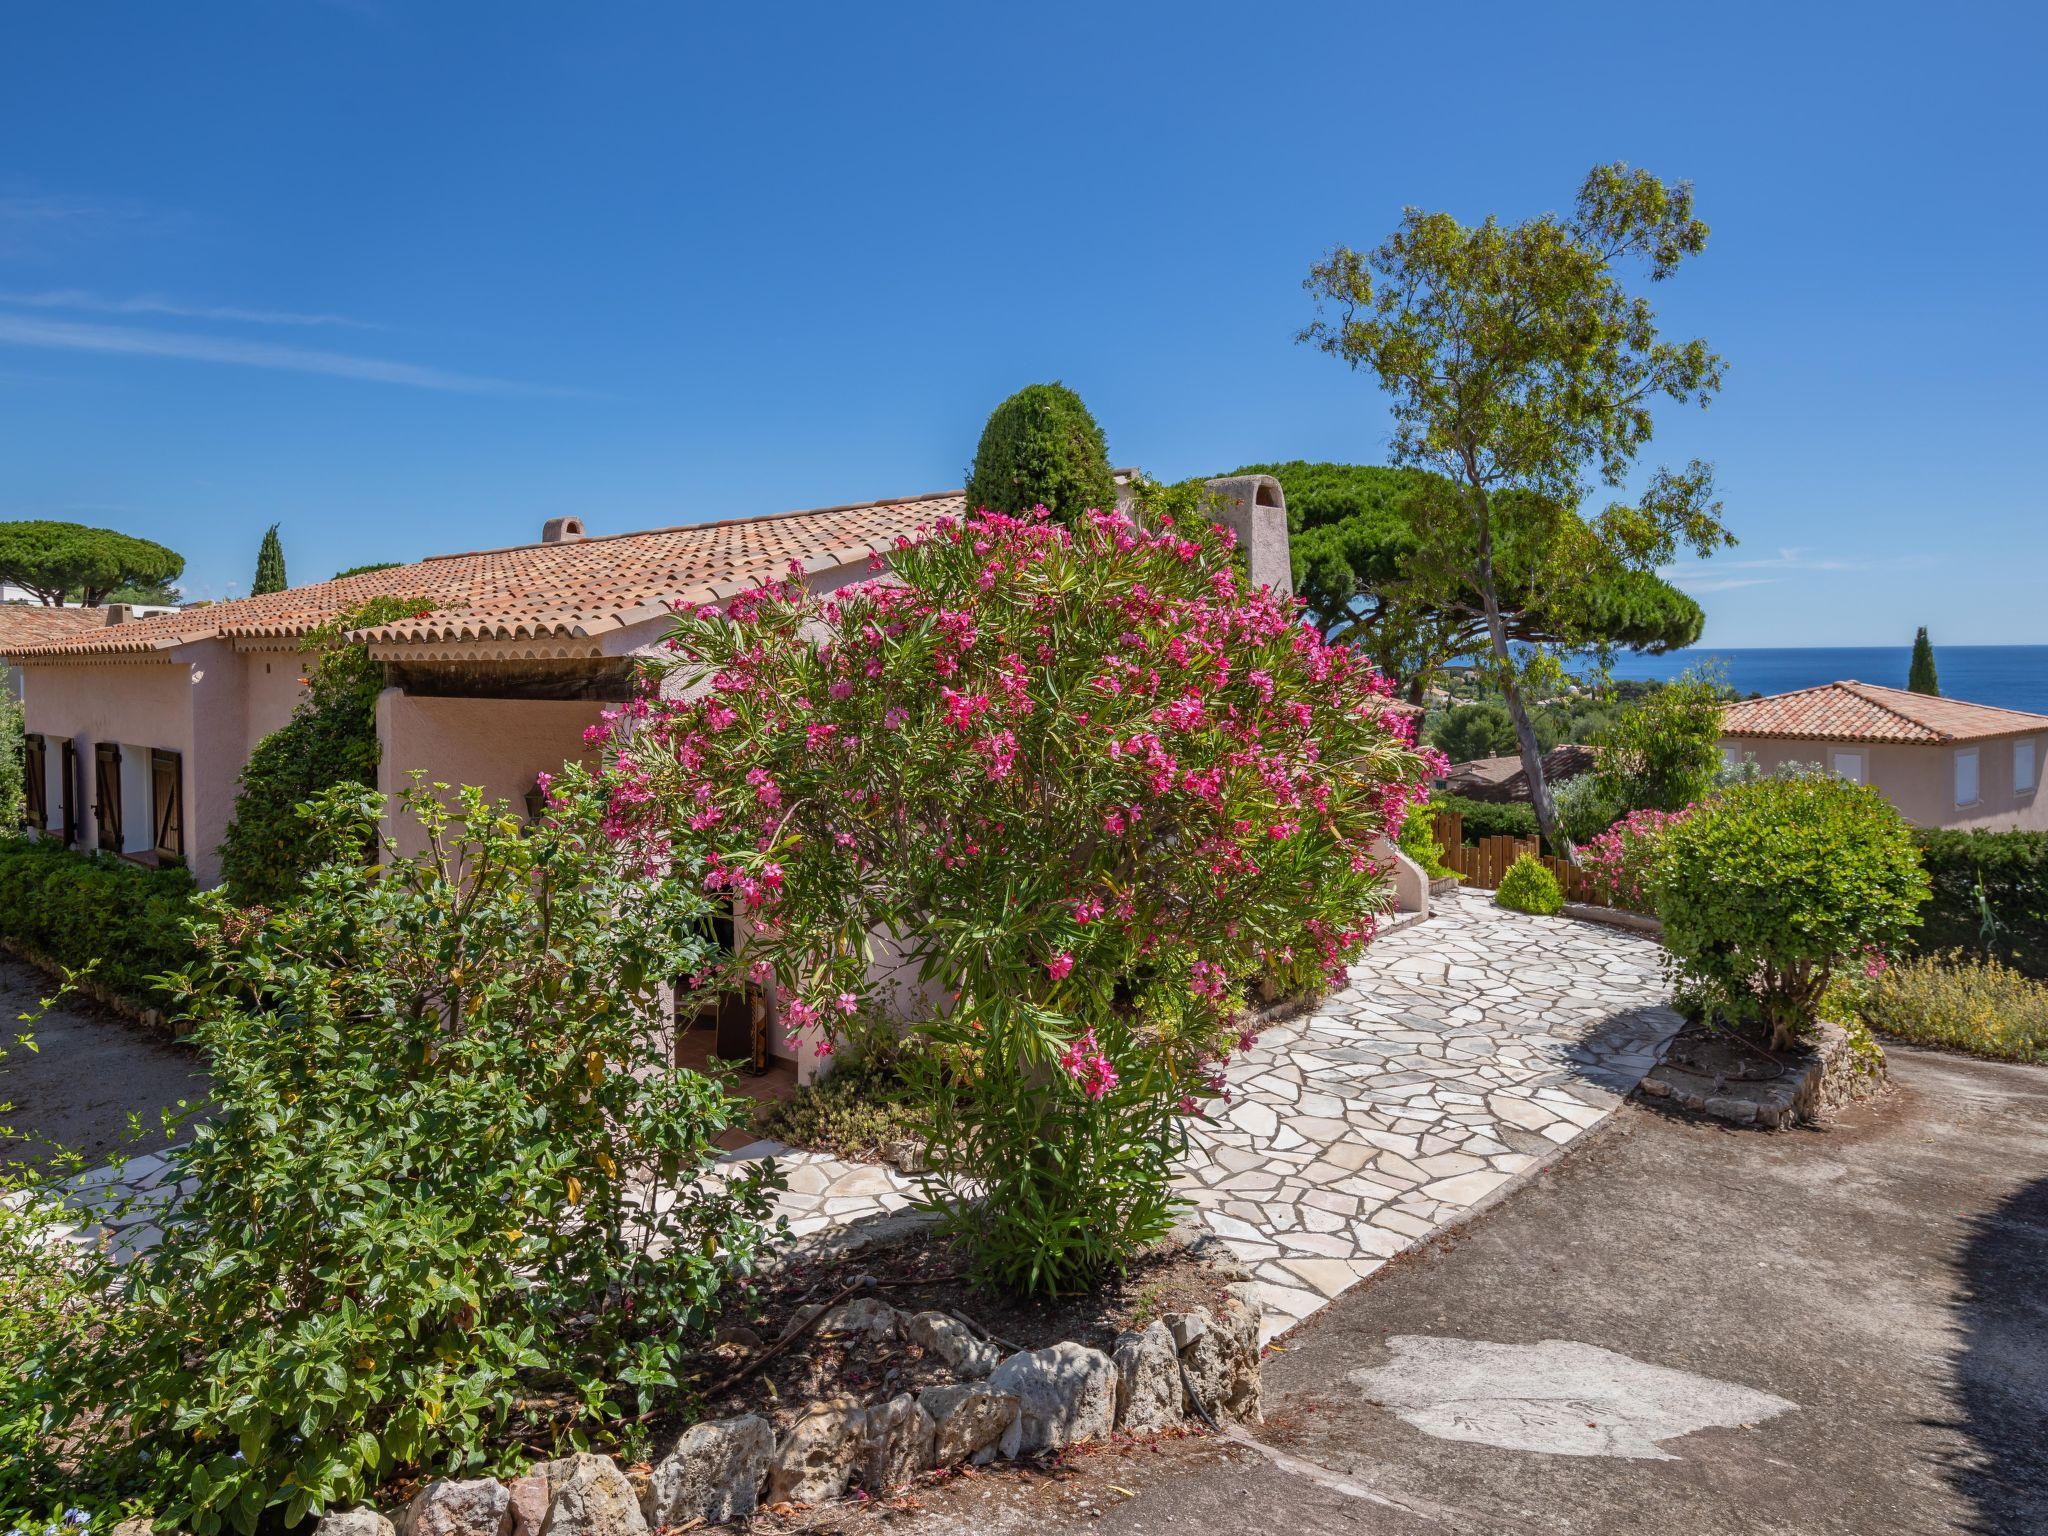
[{"xmin": 2, "ymin": 3, "xmax": 2042, "ymax": 645}]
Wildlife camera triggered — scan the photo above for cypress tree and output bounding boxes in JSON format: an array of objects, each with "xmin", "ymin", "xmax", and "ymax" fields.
[
  {"xmin": 252, "ymin": 523, "xmax": 288, "ymax": 595},
  {"xmin": 965, "ymin": 382, "xmax": 1116, "ymax": 524},
  {"xmin": 1908, "ymin": 626, "xmax": 1939, "ymax": 696}
]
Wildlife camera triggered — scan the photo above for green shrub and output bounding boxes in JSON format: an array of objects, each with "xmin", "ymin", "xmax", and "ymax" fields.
[
  {"xmin": 219, "ymin": 595, "xmax": 424, "ymax": 907},
  {"xmin": 964, "ymin": 382, "xmax": 1117, "ymax": 524},
  {"xmin": 1654, "ymin": 776, "xmax": 1929, "ymax": 1050},
  {"xmin": 758, "ymin": 1020, "xmax": 931, "ymax": 1163},
  {"xmin": 15, "ymin": 779, "xmax": 783, "ymax": 1531},
  {"xmin": 1859, "ymin": 952, "xmax": 2048, "ymax": 1064},
  {"xmin": 1396, "ymin": 800, "xmax": 1455, "ymax": 879},
  {"xmin": 1911, "ymin": 829, "xmax": 2048, "ymax": 979},
  {"xmin": 1437, "ymin": 792, "xmax": 1539, "ymax": 843},
  {"xmin": 1495, "ymin": 854, "xmax": 1563, "ymax": 915},
  {"xmin": 0, "ymin": 836, "xmax": 196, "ymax": 1007},
  {"xmin": 1589, "ymin": 668, "xmax": 1726, "ymax": 813},
  {"xmin": 0, "ymin": 692, "xmax": 22, "ymax": 830},
  {"xmin": 1551, "ymin": 770, "xmax": 1625, "ymax": 844}
]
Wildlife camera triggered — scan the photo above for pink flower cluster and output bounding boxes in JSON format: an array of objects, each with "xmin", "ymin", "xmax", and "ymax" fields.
[
  {"xmin": 1057, "ymin": 1027, "xmax": 1120, "ymax": 1100},
  {"xmin": 1580, "ymin": 807, "xmax": 1692, "ymax": 914}
]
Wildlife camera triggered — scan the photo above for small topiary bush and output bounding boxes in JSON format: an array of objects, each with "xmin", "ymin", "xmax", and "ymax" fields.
[
  {"xmin": 11, "ymin": 778, "xmax": 783, "ymax": 1530},
  {"xmin": 219, "ymin": 594, "xmax": 427, "ymax": 907},
  {"xmin": 0, "ymin": 835, "xmax": 196, "ymax": 1008},
  {"xmin": 1858, "ymin": 952, "xmax": 2048, "ymax": 1065},
  {"xmin": 964, "ymin": 381, "xmax": 1117, "ymax": 524},
  {"xmin": 1495, "ymin": 853, "xmax": 1563, "ymax": 915},
  {"xmin": 1654, "ymin": 776, "xmax": 1929, "ymax": 1050}
]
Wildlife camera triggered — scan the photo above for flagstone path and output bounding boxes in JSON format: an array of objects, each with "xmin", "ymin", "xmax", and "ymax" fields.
[{"xmin": 45, "ymin": 890, "xmax": 1679, "ymax": 1344}]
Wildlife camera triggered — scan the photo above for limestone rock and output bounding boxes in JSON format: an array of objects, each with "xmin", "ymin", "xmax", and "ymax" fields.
[
  {"xmin": 316, "ymin": 1513, "xmax": 396, "ymax": 1536},
  {"xmin": 987, "ymin": 1342, "xmax": 1117, "ymax": 1459},
  {"xmin": 1112, "ymin": 1319, "xmax": 1184, "ymax": 1433},
  {"xmin": 401, "ymin": 1478, "xmax": 512, "ymax": 1536},
  {"xmin": 645, "ymin": 1413, "xmax": 775, "ymax": 1527},
  {"xmin": 921, "ymin": 1381, "xmax": 1020, "ymax": 1466},
  {"xmin": 1178, "ymin": 1284, "xmax": 1262, "ymax": 1423},
  {"xmin": 903, "ymin": 1309, "xmax": 1001, "ymax": 1379},
  {"xmin": 110, "ymin": 1523, "xmax": 156, "ymax": 1536},
  {"xmin": 505, "ymin": 1475, "xmax": 549, "ymax": 1536},
  {"xmin": 856, "ymin": 1391, "xmax": 937, "ymax": 1490},
  {"xmin": 765, "ymin": 1399, "xmax": 865, "ymax": 1504},
  {"xmin": 532, "ymin": 1453, "xmax": 647, "ymax": 1536},
  {"xmin": 813, "ymin": 1296, "xmax": 902, "ymax": 1341}
]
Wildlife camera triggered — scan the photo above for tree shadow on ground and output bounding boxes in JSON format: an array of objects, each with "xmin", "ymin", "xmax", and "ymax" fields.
[{"xmin": 1936, "ymin": 1172, "xmax": 2048, "ymax": 1533}]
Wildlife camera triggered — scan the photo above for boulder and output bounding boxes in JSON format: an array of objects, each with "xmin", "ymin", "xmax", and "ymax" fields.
[
  {"xmin": 903, "ymin": 1310, "xmax": 1001, "ymax": 1379},
  {"xmin": 856, "ymin": 1392, "xmax": 937, "ymax": 1490},
  {"xmin": 920, "ymin": 1381, "xmax": 1020, "ymax": 1466},
  {"xmin": 315, "ymin": 1514, "xmax": 396, "ymax": 1536},
  {"xmin": 644, "ymin": 1413, "xmax": 776, "ymax": 1527},
  {"xmin": 401, "ymin": 1478, "xmax": 512, "ymax": 1536},
  {"xmin": 765, "ymin": 1399, "xmax": 865, "ymax": 1504},
  {"xmin": 532, "ymin": 1453, "xmax": 647, "ymax": 1536},
  {"xmin": 987, "ymin": 1343, "xmax": 1117, "ymax": 1459},
  {"xmin": 1178, "ymin": 1284, "xmax": 1262, "ymax": 1423},
  {"xmin": 812, "ymin": 1296, "xmax": 902, "ymax": 1341},
  {"xmin": 1111, "ymin": 1319, "xmax": 1184, "ymax": 1433}
]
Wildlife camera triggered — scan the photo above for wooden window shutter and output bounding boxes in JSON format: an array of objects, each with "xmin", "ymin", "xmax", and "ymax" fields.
[
  {"xmin": 22, "ymin": 733, "xmax": 45, "ymax": 830},
  {"xmin": 150, "ymin": 749, "xmax": 185, "ymax": 859}
]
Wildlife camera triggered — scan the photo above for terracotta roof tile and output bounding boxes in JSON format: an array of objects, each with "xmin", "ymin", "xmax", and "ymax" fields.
[
  {"xmin": 1721, "ymin": 680, "xmax": 2048, "ymax": 745},
  {"xmin": 0, "ymin": 604, "xmax": 111, "ymax": 649},
  {"xmin": 3, "ymin": 493, "xmax": 964, "ymax": 661}
]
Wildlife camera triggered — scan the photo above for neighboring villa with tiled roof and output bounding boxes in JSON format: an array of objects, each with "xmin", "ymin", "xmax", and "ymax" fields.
[
  {"xmin": 1721, "ymin": 680, "xmax": 2048, "ymax": 830},
  {"xmin": 4, "ymin": 477, "xmax": 1309, "ymax": 1070},
  {"xmin": 1, "ymin": 603, "xmax": 111, "ymax": 697}
]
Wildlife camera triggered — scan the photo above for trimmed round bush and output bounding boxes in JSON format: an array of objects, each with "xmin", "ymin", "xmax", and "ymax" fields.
[
  {"xmin": 1495, "ymin": 853, "xmax": 1564, "ymax": 915},
  {"xmin": 1653, "ymin": 776, "xmax": 1929, "ymax": 1049},
  {"xmin": 965, "ymin": 381, "xmax": 1116, "ymax": 524}
]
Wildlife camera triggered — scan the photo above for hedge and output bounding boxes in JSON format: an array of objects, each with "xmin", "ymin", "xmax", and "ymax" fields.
[
  {"xmin": 0, "ymin": 836, "xmax": 198, "ymax": 1010},
  {"xmin": 1436, "ymin": 792, "xmax": 1540, "ymax": 844},
  {"xmin": 1912, "ymin": 829, "xmax": 2048, "ymax": 978}
]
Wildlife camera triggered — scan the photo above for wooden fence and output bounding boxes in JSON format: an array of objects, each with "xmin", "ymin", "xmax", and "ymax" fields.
[{"xmin": 1428, "ymin": 809, "xmax": 1614, "ymax": 908}]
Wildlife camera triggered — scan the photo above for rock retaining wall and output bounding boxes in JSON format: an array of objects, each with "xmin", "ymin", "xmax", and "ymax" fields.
[
  {"xmin": 1639, "ymin": 1021, "xmax": 1885, "ymax": 1130},
  {"xmin": 134, "ymin": 1286, "xmax": 1264, "ymax": 1536}
]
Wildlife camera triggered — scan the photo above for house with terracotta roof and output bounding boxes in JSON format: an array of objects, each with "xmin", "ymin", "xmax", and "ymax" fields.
[
  {"xmin": 1, "ymin": 603, "xmax": 112, "ymax": 699},
  {"xmin": 3, "ymin": 477, "xmax": 1308, "ymax": 1069},
  {"xmin": 1720, "ymin": 680, "xmax": 2048, "ymax": 831}
]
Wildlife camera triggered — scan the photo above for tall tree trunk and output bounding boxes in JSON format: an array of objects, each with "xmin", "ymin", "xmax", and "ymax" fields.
[{"xmin": 1467, "ymin": 482, "xmax": 1568, "ymax": 859}]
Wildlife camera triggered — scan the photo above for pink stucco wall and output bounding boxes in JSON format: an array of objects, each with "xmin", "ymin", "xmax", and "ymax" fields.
[
  {"xmin": 374, "ymin": 690, "xmax": 607, "ymax": 860},
  {"xmin": 1722, "ymin": 734, "xmax": 2048, "ymax": 831}
]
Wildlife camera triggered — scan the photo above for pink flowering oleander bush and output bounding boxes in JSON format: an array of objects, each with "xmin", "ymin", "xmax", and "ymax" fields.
[
  {"xmin": 1579, "ymin": 806, "xmax": 1691, "ymax": 914},
  {"xmin": 598, "ymin": 498, "xmax": 1436, "ymax": 1294}
]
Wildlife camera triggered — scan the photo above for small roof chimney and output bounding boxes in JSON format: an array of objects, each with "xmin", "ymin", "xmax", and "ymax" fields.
[
  {"xmin": 541, "ymin": 515, "xmax": 586, "ymax": 545},
  {"xmin": 103, "ymin": 603, "xmax": 133, "ymax": 626}
]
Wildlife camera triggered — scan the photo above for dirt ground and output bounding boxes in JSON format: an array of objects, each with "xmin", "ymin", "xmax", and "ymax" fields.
[
  {"xmin": 783, "ymin": 1046, "xmax": 2048, "ymax": 1536},
  {"xmin": 1, "ymin": 958, "xmax": 210, "ymax": 1172}
]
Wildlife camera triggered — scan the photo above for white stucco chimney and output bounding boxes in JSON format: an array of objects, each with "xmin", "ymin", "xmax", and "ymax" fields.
[
  {"xmin": 1202, "ymin": 474, "xmax": 1293, "ymax": 597},
  {"xmin": 541, "ymin": 516, "xmax": 587, "ymax": 544}
]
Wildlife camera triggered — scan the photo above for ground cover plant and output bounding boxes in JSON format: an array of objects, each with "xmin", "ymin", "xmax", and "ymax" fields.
[
  {"xmin": 4, "ymin": 780, "xmax": 782, "ymax": 1532},
  {"xmin": 1858, "ymin": 952, "xmax": 2048, "ymax": 1065},
  {"xmin": 1653, "ymin": 776, "xmax": 1928, "ymax": 1050},
  {"xmin": 602, "ymin": 496, "xmax": 1435, "ymax": 1294}
]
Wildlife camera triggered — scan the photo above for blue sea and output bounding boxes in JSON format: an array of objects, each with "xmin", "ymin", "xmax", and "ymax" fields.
[{"xmin": 1599, "ymin": 646, "xmax": 2048, "ymax": 716}]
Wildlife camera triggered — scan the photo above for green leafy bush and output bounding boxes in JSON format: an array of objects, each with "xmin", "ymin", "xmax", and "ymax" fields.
[
  {"xmin": 1396, "ymin": 799, "xmax": 1454, "ymax": 879},
  {"xmin": 603, "ymin": 504, "xmax": 1431, "ymax": 1294},
  {"xmin": 1654, "ymin": 776, "xmax": 1929, "ymax": 1049},
  {"xmin": 964, "ymin": 382, "xmax": 1116, "ymax": 524},
  {"xmin": 16, "ymin": 779, "xmax": 782, "ymax": 1532},
  {"xmin": 219, "ymin": 595, "xmax": 425, "ymax": 907},
  {"xmin": 1495, "ymin": 853, "xmax": 1563, "ymax": 915},
  {"xmin": 1911, "ymin": 829, "xmax": 2048, "ymax": 979},
  {"xmin": 1859, "ymin": 952, "xmax": 2048, "ymax": 1064},
  {"xmin": 0, "ymin": 836, "xmax": 196, "ymax": 1007},
  {"xmin": 0, "ymin": 692, "xmax": 23, "ymax": 830},
  {"xmin": 1589, "ymin": 668, "xmax": 1726, "ymax": 813},
  {"xmin": 1436, "ymin": 792, "xmax": 1540, "ymax": 843},
  {"xmin": 1551, "ymin": 770, "xmax": 1625, "ymax": 844}
]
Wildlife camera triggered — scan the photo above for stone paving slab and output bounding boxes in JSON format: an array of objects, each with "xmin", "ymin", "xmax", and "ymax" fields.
[
  {"xmin": 44, "ymin": 890, "xmax": 1678, "ymax": 1347},
  {"xmin": 1180, "ymin": 888, "xmax": 1680, "ymax": 1340}
]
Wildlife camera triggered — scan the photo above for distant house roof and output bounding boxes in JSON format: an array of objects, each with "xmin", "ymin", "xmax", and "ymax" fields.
[
  {"xmin": 2, "ymin": 493, "xmax": 965, "ymax": 662},
  {"xmin": 0, "ymin": 604, "xmax": 111, "ymax": 650},
  {"xmin": 1438, "ymin": 744, "xmax": 1596, "ymax": 804},
  {"xmin": 1721, "ymin": 680, "xmax": 2048, "ymax": 745}
]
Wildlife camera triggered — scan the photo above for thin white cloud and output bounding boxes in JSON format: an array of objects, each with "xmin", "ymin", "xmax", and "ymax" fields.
[
  {"xmin": 0, "ymin": 287, "xmax": 378, "ymax": 330},
  {"xmin": 0, "ymin": 194, "xmax": 157, "ymax": 257},
  {"xmin": 0, "ymin": 312, "xmax": 574, "ymax": 397},
  {"xmin": 1669, "ymin": 575, "xmax": 1787, "ymax": 594}
]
